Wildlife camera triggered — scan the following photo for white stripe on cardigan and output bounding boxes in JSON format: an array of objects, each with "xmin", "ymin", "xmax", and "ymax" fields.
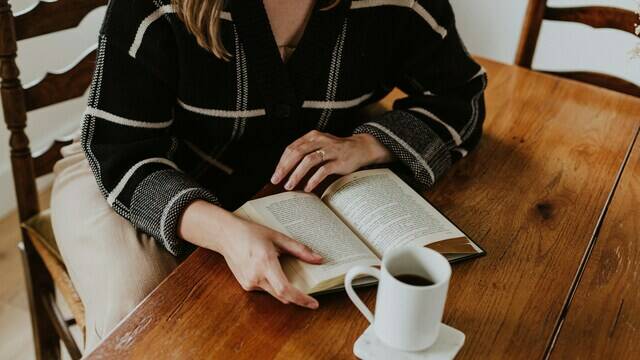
[
  {"xmin": 129, "ymin": 5, "xmax": 175, "ymax": 58},
  {"xmin": 107, "ymin": 158, "xmax": 180, "ymax": 205},
  {"xmin": 351, "ymin": 0, "xmax": 447, "ymax": 38},
  {"xmin": 85, "ymin": 107, "xmax": 173, "ymax": 129}
]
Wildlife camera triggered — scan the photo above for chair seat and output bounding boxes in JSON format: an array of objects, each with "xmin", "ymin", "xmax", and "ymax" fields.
[
  {"xmin": 21, "ymin": 209, "xmax": 86, "ymax": 331},
  {"xmin": 22, "ymin": 209, "xmax": 63, "ymax": 263}
]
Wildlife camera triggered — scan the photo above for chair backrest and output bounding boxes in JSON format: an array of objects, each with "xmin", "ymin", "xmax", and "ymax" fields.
[
  {"xmin": 516, "ymin": 0, "xmax": 640, "ymax": 97},
  {"xmin": 0, "ymin": 0, "xmax": 107, "ymax": 223}
]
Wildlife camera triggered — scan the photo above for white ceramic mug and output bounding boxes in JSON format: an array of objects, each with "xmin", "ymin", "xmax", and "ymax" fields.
[{"xmin": 345, "ymin": 246, "xmax": 452, "ymax": 351}]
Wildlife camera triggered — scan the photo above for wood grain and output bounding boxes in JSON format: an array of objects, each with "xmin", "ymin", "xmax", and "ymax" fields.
[
  {"xmin": 550, "ymin": 131, "xmax": 640, "ymax": 359},
  {"xmin": 542, "ymin": 71, "xmax": 640, "ymax": 99},
  {"xmin": 87, "ymin": 59, "xmax": 640, "ymax": 359}
]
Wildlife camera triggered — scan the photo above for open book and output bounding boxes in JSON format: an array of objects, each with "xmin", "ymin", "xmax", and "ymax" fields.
[{"xmin": 234, "ymin": 168, "xmax": 484, "ymax": 294}]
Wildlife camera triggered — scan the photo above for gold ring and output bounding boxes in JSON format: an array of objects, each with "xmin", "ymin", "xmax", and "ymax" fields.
[{"xmin": 315, "ymin": 149, "xmax": 325, "ymax": 162}]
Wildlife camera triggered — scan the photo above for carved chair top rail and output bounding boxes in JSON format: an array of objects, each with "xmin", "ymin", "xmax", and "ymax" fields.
[
  {"xmin": 545, "ymin": 6, "xmax": 638, "ymax": 35},
  {"xmin": 32, "ymin": 139, "xmax": 73, "ymax": 177},
  {"xmin": 14, "ymin": 0, "xmax": 107, "ymax": 41},
  {"xmin": 24, "ymin": 45, "xmax": 97, "ymax": 111}
]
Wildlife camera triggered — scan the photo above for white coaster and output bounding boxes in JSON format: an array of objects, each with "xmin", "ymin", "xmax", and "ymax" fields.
[{"xmin": 353, "ymin": 324, "xmax": 465, "ymax": 360}]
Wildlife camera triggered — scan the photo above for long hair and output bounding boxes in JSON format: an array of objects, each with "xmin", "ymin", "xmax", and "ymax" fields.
[{"xmin": 172, "ymin": 0, "xmax": 341, "ymax": 61}]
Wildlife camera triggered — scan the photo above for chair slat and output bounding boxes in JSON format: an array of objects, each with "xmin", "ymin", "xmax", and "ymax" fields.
[
  {"xmin": 24, "ymin": 47, "xmax": 96, "ymax": 112},
  {"xmin": 545, "ymin": 6, "xmax": 638, "ymax": 35},
  {"xmin": 543, "ymin": 70, "xmax": 640, "ymax": 98},
  {"xmin": 14, "ymin": 0, "xmax": 107, "ymax": 41},
  {"xmin": 33, "ymin": 139, "xmax": 73, "ymax": 178}
]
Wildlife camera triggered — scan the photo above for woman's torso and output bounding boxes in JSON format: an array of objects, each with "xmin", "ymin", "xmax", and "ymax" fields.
[{"xmin": 111, "ymin": 0, "xmax": 415, "ymax": 208}]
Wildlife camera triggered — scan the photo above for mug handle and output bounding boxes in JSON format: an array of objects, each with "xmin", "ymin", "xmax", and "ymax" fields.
[{"xmin": 345, "ymin": 265, "xmax": 380, "ymax": 323}]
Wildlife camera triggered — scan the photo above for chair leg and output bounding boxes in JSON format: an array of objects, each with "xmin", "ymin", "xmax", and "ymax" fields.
[
  {"xmin": 18, "ymin": 240, "xmax": 61, "ymax": 360},
  {"xmin": 42, "ymin": 293, "xmax": 83, "ymax": 360}
]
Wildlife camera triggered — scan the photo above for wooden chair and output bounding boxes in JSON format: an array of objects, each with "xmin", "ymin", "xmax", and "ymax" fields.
[
  {"xmin": 516, "ymin": 0, "xmax": 640, "ymax": 97},
  {"xmin": 0, "ymin": 0, "xmax": 107, "ymax": 359}
]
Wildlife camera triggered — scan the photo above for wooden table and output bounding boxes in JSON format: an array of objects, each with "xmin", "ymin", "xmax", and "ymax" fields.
[
  {"xmin": 88, "ymin": 59, "xmax": 640, "ymax": 359},
  {"xmin": 551, "ymin": 128, "xmax": 640, "ymax": 359}
]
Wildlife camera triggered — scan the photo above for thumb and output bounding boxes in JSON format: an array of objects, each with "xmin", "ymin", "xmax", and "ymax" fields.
[{"xmin": 273, "ymin": 234, "xmax": 324, "ymax": 264}]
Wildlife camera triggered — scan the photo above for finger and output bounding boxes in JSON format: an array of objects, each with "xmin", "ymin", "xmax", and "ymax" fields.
[
  {"xmin": 305, "ymin": 162, "xmax": 337, "ymax": 192},
  {"xmin": 271, "ymin": 131, "xmax": 327, "ymax": 184},
  {"xmin": 273, "ymin": 234, "xmax": 323, "ymax": 264},
  {"xmin": 271, "ymin": 141, "xmax": 318, "ymax": 185},
  {"xmin": 284, "ymin": 149, "xmax": 330, "ymax": 190},
  {"xmin": 266, "ymin": 261, "xmax": 319, "ymax": 309},
  {"xmin": 259, "ymin": 279, "xmax": 290, "ymax": 305}
]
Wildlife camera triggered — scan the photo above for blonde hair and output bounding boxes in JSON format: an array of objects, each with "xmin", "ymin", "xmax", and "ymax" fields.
[{"xmin": 172, "ymin": 0, "xmax": 341, "ymax": 61}]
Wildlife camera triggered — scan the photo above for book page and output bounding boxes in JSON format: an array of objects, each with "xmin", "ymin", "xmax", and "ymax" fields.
[
  {"xmin": 235, "ymin": 191, "xmax": 379, "ymax": 293},
  {"xmin": 322, "ymin": 169, "xmax": 469, "ymax": 258}
]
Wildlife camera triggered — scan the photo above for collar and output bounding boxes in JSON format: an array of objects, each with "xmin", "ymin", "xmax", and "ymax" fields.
[{"xmin": 230, "ymin": 0, "xmax": 351, "ymax": 122}]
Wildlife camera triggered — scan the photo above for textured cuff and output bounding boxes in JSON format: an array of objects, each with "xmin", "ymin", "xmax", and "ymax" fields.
[
  {"xmin": 130, "ymin": 169, "xmax": 219, "ymax": 256},
  {"xmin": 354, "ymin": 110, "xmax": 452, "ymax": 187}
]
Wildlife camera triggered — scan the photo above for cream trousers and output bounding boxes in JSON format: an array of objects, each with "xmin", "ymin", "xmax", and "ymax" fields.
[{"xmin": 50, "ymin": 141, "xmax": 178, "ymax": 352}]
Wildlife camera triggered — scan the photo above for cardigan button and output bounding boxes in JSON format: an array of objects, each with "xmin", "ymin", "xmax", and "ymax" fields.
[{"xmin": 273, "ymin": 104, "xmax": 292, "ymax": 119}]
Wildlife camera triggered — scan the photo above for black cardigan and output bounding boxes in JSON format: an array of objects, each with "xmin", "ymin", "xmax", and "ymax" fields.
[{"xmin": 81, "ymin": 0, "xmax": 487, "ymax": 255}]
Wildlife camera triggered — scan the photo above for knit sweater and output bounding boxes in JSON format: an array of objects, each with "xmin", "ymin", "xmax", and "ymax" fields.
[{"xmin": 82, "ymin": 0, "xmax": 487, "ymax": 256}]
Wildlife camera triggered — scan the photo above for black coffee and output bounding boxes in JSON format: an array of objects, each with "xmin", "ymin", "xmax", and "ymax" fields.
[{"xmin": 394, "ymin": 273, "xmax": 435, "ymax": 286}]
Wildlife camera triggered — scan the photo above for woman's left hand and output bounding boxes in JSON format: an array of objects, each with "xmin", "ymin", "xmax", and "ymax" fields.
[{"xmin": 271, "ymin": 130, "xmax": 392, "ymax": 192}]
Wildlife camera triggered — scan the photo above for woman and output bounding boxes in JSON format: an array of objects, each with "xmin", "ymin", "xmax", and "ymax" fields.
[{"xmin": 51, "ymin": 0, "xmax": 486, "ymax": 350}]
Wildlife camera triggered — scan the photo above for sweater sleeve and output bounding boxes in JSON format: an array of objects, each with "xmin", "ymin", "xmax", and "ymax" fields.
[
  {"xmin": 81, "ymin": 2, "xmax": 218, "ymax": 256},
  {"xmin": 354, "ymin": 0, "xmax": 487, "ymax": 188}
]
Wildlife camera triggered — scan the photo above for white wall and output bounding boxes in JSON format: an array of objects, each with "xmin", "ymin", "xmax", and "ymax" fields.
[{"xmin": 0, "ymin": 0, "xmax": 639, "ymax": 218}]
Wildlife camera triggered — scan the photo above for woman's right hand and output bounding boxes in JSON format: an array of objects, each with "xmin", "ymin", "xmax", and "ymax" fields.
[{"xmin": 179, "ymin": 200, "xmax": 323, "ymax": 309}]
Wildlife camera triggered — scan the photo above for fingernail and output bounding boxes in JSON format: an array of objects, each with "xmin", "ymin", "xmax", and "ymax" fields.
[
  {"xmin": 309, "ymin": 300, "xmax": 319, "ymax": 309},
  {"xmin": 312, "ymin": 252, "xmax": 323, "ymax": 261},
  {"xmin": 285, "ymin": 181, "xmax": 293, "ymax": 190},
  {"xmin": 271, "ymin": 173, "xmax": 279, "ymax": 184}
]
